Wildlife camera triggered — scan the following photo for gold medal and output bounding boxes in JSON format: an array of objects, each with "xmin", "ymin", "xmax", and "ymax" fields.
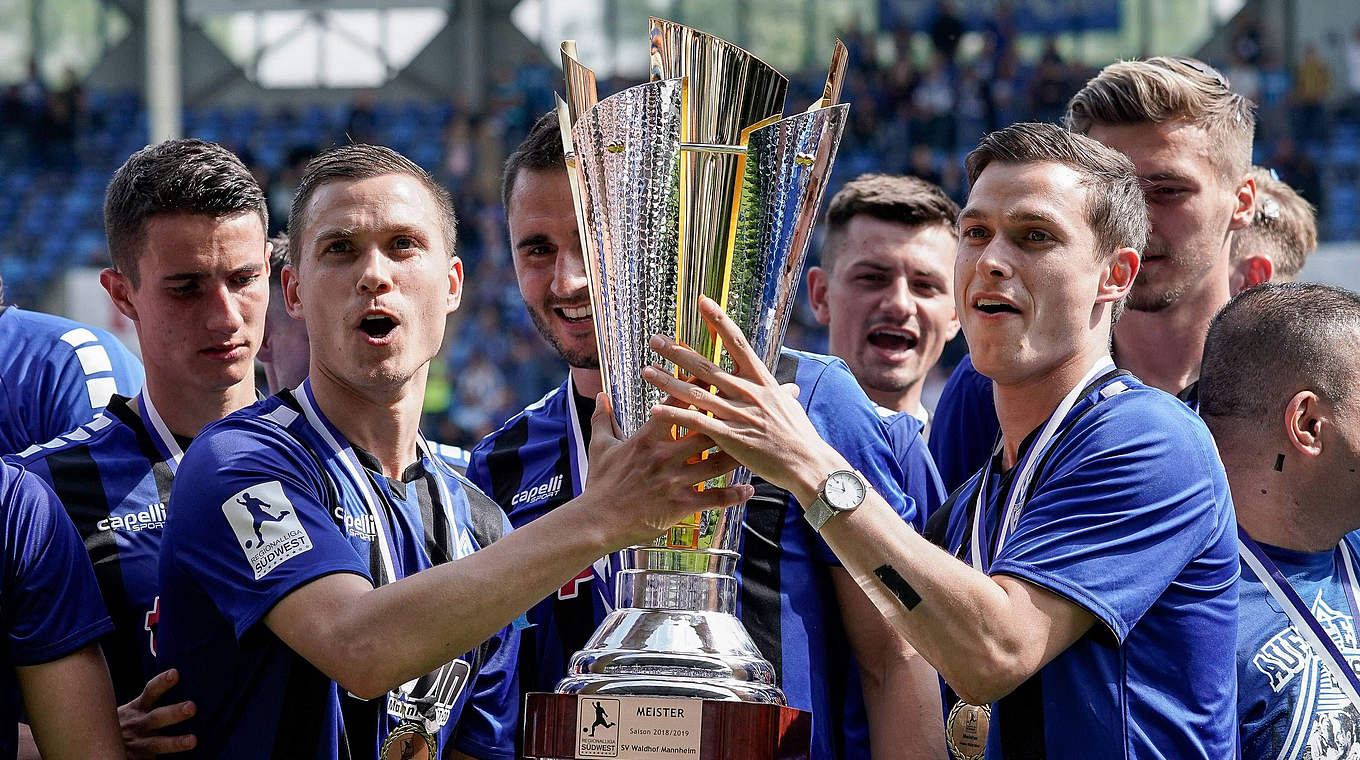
[
  {"xmin": 946, "ymin": 700, "xmax": 989, "ymax": 760},
  {"xmin": 380, "ymin": 720, "xmax": 436, "ymax": 760}
]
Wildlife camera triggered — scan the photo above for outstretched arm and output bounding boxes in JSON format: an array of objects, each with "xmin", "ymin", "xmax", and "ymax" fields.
[
  {"xmin": 642, "ymin": 297, "xmax": 1094, "ymax": 705},
  {"xmin": 264, "ymin": 396, "xmax": 753, "ymax": 699}
]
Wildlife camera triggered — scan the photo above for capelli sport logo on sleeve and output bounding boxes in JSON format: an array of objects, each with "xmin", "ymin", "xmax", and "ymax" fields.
[{"xmin": 221, "ymin": 480, "xmax": 313, "ymax": 579}]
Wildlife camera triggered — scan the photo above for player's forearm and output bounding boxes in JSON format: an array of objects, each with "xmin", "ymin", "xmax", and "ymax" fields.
[
  {"xmin": 864, "ymin": 653, "xmax": 946, "ymax": 760},
  {"xmin": 817, "ymin": 495, "xmax": 1048, "ymax": 705},
  {"xmin": 314, "ymin": 497, "xmax": 612, "ymax": 698}
]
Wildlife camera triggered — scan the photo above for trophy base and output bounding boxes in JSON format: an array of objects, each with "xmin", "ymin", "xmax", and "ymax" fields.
[
  {"xmin": 521, "ymin": 693, "xmax": 811, "ymax": 760},
  {"xmin": 558, "ymin": 607, "xmax": 783, "ymax": 703}
]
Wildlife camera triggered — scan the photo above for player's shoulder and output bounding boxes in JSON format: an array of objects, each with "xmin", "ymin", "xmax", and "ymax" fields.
[
  {"xmin": 0, "ymin": 459, "xmax": 67, "ymax": 536},
  {"xmin": 7, "ymin": 408, "xmax": 127, "ymax": 466},
  {"xmin": 880, "ymin": 406, "xmax": 927, "ymax": 438},
  {"xmin": 0, "ymin": 307, "xmax": 133, "ymax": 360},
  {"xmin": 1058, "ymin": 376, "xmax": 1222, "ymax": 482},
  {"xmin": 1081, "ymin": 376, "xmax": 1213, "ymax": 443},
  {"xmin": 186, "ymin": 394, "xmax": 315, "ymax": 473},
  {"xmin": 469, "ymin": 380, "xmax": 570, "ymax": 459},
  {"xmin": 775, "ymin": 347, "xmax": 862, "ymax": 397}
]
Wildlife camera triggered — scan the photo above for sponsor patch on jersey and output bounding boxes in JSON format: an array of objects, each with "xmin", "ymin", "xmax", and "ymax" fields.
[
  {"xmin": 97, "ymin": 503, "xmax": 167, "ymax": 533},
  {"xmin": 511, "ymin": 473, "xmax": 564, "ymax": 506},
  {"xmin": 221, "ymin": 480, "xmax": 312, "ymax": 579}
]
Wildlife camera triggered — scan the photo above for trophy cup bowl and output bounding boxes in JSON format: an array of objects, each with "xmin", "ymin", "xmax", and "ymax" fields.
[{"xmin": 521, "ymin": 19, "xmax": 847, "ymax": 760}]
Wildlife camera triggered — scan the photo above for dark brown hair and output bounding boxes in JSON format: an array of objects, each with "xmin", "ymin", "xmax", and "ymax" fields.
[
  {"xmin": 104, "ymin": 139, "xmax": 267, "ymax": 286},
  {"xmin": 501, "ymin": 110, "xmax": 565, "ymax": 211},
  {"xmin": 287, "ymin": 144, "xmax": 456, "ymax": 266},
  {"xmin": 821, "ymin": 173, "xmax": 959, "ymax": 272},
  {"xmin": 965, "ymin": 122, "xmax": 1148, "ymax": 258}
]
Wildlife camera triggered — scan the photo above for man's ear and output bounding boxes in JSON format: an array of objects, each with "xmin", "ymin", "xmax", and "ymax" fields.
[
  {"xmin": 1229, "ymin": 173, "xmax": 1257, "ymax": 232},
  {"xmin": 282, "ymin": 264, "xmax": 303, "ymax": 320},
  {"xmin": 1095, "ymin": 248, "xmax": 1140, "ymax": 304},
  {"xmin": 1230, "ymin": 254, "xmax": 1273, "ymax": 295},
  {"xmin": 446, "ymin": 255, "xmax": 464, "ymax": 315},
  {"xmin": 1284, "ymin": 389, "xmax": 1326, "ymax": 459},
  {"xmin": 100, "ymin": 268, "xmax": 139, "ymax": 323},
  {"xmin": 806, "ymin": 266, "xmax": 832, "ymax": 326}
]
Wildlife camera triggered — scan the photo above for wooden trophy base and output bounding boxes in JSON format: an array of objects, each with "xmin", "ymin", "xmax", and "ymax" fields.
[{"xmin": 521, "ymin": 692, "xmax": 811, "ymax": 760}]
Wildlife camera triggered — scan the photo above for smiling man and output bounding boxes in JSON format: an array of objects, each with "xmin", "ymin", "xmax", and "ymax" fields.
[
  {"xmin": 155, "ymin": 144, "xmax": 750, "ymax": 758},
  {"xmin": 929, "ymin": 56, "xmax": 1257, "ymax": 492},
  {"xmin": 469, "ymin": 113, "xmax": 945, "ymax": 760},
  {"xmin": 647, "ymin": 122, "xmax": 1239, "ymax": 758}
]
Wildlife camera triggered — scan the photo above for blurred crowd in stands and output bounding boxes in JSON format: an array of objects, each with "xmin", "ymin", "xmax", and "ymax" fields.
[{"xmin": 2, "ymin": 4, "xmax": 1360, "ymax": 447}]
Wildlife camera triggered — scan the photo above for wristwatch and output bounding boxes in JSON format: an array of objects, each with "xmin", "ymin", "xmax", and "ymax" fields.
[{"xmin": 804, "ymin": 469, "xmax": 868, "ymax": 532}]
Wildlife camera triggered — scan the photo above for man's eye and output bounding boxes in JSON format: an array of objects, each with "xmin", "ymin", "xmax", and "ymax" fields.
[
  {"xmin": 170, "ymin": 284, "xmax": 196, "ymax": 296},
  {"xmin": 528, "ymin": 245, "xmax": 555, "ymax": 257},
  {"xmin": 324, "ymin": 240, "xmax": 351, "ymax": 253},
  {"xmin": 962, "ymin": 226, "xmax": 988, "ymax": 239},
  {"xmin": 394, "ymin": 237, "xmax": 415, "ymax": 250},
  {"xmin": 233, "ymin": 274, "xmax": 260, "ymax": 287},
  {"xmin": 1026, "ymin": 230, "xmax": 1052, "ymax": 242},
  {"xmin": 913, "ymin": 281, "xmax": 942, "ymax": 294}
]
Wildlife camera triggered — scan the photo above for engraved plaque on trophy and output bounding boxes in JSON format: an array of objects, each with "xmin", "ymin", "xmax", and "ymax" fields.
[{"xmin": 521, "ymin": 18, "xmax": 848, "ymax": 760}]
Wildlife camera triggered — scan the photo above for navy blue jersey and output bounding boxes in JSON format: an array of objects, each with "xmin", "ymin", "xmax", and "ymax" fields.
[
  {"xmin": 0, "ymin": 306, "xmax": 143, "ymax": 454},
  {"xmin": 927, "ymin": 354, "xmax": 998, "ymax": 495},
  {"xmin": 6, "ymin": 395, "xmax": 181, "ymax": 704},
  {"xmin": 0, "ymin": 460, "xmax": 114, "ymax": 760},
  {"xmin": 878, "ymin": 408, "xmax": 946, "ymax": 524},
  {"xmin": 158, "ymin": 381, "xmax": 517, "ymax": 759},
  {"xmin": 931, "ymin": 355, "xmax": 1205, "ymax": 496},
  {"xmin": 469, "ymin": 349, "xmax": 921, "ymax": 760},
  {"xmin": 1237, "ymin": 535, "xmax": 1360, "ymax": 759},
  {"xmin": 940, "ymin": 375, "xmax": 1238, "ymax": 758}
]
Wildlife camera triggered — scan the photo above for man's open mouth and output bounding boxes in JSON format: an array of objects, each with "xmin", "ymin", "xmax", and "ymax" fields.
[
  {"xmin": 974, "ymin": 299, "xmax": 1021, "ymax": 315},
  {"xmin": 359, "ymin": 314, "xmax": 397, "ymax": 339},
  {"xmin": 867, "ymin": 328, "xmax": 918, "ymax": 351}
]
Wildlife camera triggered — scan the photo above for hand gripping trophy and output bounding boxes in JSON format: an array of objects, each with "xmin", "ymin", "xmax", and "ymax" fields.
[{"xmin": 521, "ymin": 18, "xmax": 849, "ymax": 760}]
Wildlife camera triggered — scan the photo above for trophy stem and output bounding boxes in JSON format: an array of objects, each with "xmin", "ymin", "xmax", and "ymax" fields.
[{"xmin": 556, "ymin": 501, "xmax": 785, "ymax": 703}]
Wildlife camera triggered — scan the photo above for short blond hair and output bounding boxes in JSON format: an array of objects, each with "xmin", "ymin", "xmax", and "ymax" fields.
[
  {"xmin": 1230, "ymin": 167, "xmax": 1317, "ymax": 281},
  {"xmin": 1065, "ymin": 57, "xmax": 1256, "ymax": 179}
]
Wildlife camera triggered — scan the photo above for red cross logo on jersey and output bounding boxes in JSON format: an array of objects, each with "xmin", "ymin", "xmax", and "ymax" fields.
[
  {"xmin": 558, "ymin": 567, "xmax": 593, "ymax": 600},
  {"xmin": 144, "ymin": 596, "xmax": 160, "ymax": 656}
]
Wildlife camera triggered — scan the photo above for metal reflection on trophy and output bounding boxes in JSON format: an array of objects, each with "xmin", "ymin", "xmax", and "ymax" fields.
[{"xmin": 555, "ymin": 18, "xmax": 849, "ymax": 704}]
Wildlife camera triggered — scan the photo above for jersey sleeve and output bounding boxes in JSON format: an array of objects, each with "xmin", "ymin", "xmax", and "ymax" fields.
[
  {"xmin": 887, "ymin": 415, "xmax": 946, "ymax": 529},
  {"xmin": 987, "ymin": 394, "xmax": 1234, "ymax": 643},
  {"xmin": 31, "ymin": 328, "xmax": 144, "ymax": 445},
  {"xmin": 165, "ymin": 421, "xmax": 371, "ymax": 640},
  {"xmin": 3, "ymin": 464, "xmax": 113, "ymax": 665},
  {"xmin": 452, "ymin": 624, "xmax": 520, "ymax": 760},
  {"xmin": 801, "ymin": 359, "xmax": 914, "ymax": 565},
  {"xmin": 927, "ymin": 356, "xmax": 999, "ymax": 495}
]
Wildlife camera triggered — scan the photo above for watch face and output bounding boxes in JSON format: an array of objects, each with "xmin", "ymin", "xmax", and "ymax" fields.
[{"xmin": 825, "ymin": 471, "xmax": 866, "ymax": 511}]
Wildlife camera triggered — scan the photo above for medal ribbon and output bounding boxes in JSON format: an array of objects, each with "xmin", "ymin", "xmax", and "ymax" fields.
[
  {"xmin": 566, "ymin": 374, "xmax": 615, "ymax": 613},
  {"xmin": 138, "ymin": 390, "xmax": 185, "ymax": 475},
  {"xmin": 1238, "ymin": 528, "xmax": 1360, "ymax": 710},
  {"xmin": 969, "ymin": 356, "xmax": 1115, "ymax": 573}
]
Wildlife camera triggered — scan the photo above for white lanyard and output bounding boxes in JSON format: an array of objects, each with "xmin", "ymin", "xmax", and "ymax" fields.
[
  {"xmin": 138, "ymin": 390, "xmax": 184, "ymax": 475},
  {"xmin": 969, "ymin": 357, "xmax": 1115, "ymax": 572},
  {"xmin": 295, "ymin": 381, "xmax": 402, "ymax": 584},
  {"xmin": 567, "ymin": 374, "xmax": 615, "ymax": 612},
  {"xmin": 1238, "ymin": 532, "xmax": 1360, "ymax": 711}
]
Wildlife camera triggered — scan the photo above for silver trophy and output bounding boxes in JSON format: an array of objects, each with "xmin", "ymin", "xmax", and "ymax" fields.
[{"xmin": 555, "ymin": 18, "xmax": 849, "ymax": 705}]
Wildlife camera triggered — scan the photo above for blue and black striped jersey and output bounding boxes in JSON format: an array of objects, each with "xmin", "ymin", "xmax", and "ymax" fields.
[
  {"xmin": 157, "ymin": 381, "xmax": 518, "ymax": 759},
  {"xmin": 7, "ymin": 395, "xmax": 177, "ymax": 704},
  {"xmin": 469, "ymin": 348, "xmax": 935, "ymax": 760},
  {"xmin": 0, "ymin": 306, "xmax": 143, "ymax": 454}
]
